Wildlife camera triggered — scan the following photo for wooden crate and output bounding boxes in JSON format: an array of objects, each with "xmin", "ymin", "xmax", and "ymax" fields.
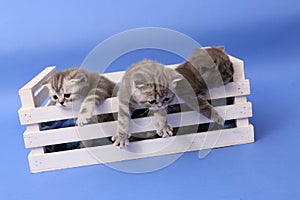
[{"xmin": 18, "ymin": 55, "xmax": 254, "ymax": 173}]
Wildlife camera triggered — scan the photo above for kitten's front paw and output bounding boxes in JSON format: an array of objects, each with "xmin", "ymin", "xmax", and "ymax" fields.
[
  {"xmin": 211, "ymin": 111, "xmax": 225, "ymax": 127},
  {"xmin": 156, "ymin": 124, "xmax": 173, "ymax": 138},
  {"xmin": 76, "ymin": 117, "xmax": 88, "ymax": 126},
  {"xmin": 112, "ymin": 133, "xmax": 130, "ymax": 148},
  {"xmin": 76, "ymin": 113, "xmax": 93, "ymax": 126}
]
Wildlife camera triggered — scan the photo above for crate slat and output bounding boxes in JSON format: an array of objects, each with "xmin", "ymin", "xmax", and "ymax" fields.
[
  {"xmin": 27, "ymin": 125, "xmax": 254, "ymax": 173},
  {"xmin": 24, "ymin": 101, "xmax": 252, "ymax": 148},
  {"xmin": 229, "ymin": 57, "xmax": 245, "ymax": 82},
  {"xmin": 235, "ymin": 96, "xmax": 250, "ymax": 127},
  {"xmin": 19, "ymin": 66, "xmax": 56, "ymax": 94},
  {"xmin": 19, "ymin": 80, "xmax": 251, "ymax": 125},
  {"xmin": 34, "ymin": 85, "xmax": 49, "ymax": 107}
]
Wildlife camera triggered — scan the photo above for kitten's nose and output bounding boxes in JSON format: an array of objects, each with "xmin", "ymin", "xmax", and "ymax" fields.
[
  {"xmin": 59, "ymin": 101, "xmax": 64, "ymax": 105},
  {"xmin": 157, "ymin": 102, "xmax": 163, "ymax": 107}
]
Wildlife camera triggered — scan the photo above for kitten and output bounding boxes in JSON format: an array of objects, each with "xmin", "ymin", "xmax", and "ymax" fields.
[
  {"xmin": 45, "ymin": 67, "xmax": 118, "ymax": 126},
  {"xmin": 112, "ymin": 60, "xmax": 184, "ymax": 147},
  {"xmin": 175, "ymin": 46, "xmax": 234, "ymax": 125}
]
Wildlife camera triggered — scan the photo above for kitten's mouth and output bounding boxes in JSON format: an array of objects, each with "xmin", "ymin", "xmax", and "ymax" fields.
[
  {"xmin": 57, "ymin": 102, "xmax": 70, "ymax": 108},
  {"xmin": 58, "ymin": 104, "xmax": 67, "ymax": 108}
]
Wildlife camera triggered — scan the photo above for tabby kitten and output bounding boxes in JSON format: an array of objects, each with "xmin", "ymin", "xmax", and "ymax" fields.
[
  {"xmin": 175, "ymin": 46, "xmax": 234, "ymax": 125},
  {"xmin": 45, "ymin": 67, "xmax": 118, "ymax": 126},
  {"xmin": 112, "ymin": 60, "xmax": 184, "ymax": 147}
]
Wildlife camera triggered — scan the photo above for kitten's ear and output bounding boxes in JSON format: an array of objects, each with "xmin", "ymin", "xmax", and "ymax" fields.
[
  {"xmin": 132, "ymin": 73, "xmax": 147, "ymax": 89},
  {"xmin": 168, "ymin": 69, "xmax": 184, "ymax": 88},
  {"xmin": 133, "ymin": 80, "xmax": 145, "ymax": 89},
  {"xmin": 171, "ymin": 77, "xmax": 183, "ymax": 88},
  {"xmin": 41, "ymin": 78, "xmax": 50, "ymax": 87},
  {"xmin": 189, "ymin": 48, "xmax": 207, "ymax": 59},
  {"xmin": 188, "ymin": 48, "xmax": 211, "ymax": 67},
  {"xmin": 188, "ymin": 48, "xmax": 218, "ymax": 72},
  {"xmin": 72, "ymin": 73, "xmax": 88, "ymax": 83},
  {"xmin": 215, "ymin": 46, "xmax": 225, "ymax": 51}
]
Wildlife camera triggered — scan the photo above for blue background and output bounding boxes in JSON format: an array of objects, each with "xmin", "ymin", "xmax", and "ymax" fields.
[{"xmin": 1, "ymin": 0, "xmax": 300, "ymax": 199}]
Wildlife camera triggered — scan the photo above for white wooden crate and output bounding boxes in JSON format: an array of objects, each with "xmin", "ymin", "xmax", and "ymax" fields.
[{"xmin": 18, "ymin": 55, "xmax": 254, "ymax": 173}]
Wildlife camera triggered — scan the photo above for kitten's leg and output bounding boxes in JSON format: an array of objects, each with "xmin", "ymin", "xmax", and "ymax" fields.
[
  {"xmin": 112, "ymin": 95, "xmax": 132, "ymax": 148},
  {"xmin": 76, "ymin": 88, "xmax": 108, "ymax": 126},
  {"xmin": 196, "ymin": 95, "xmax": 224, "ymax": 126},
  {"xmin": 180, "ymin": 94, "xmax": 224, "ymax": 126},
  {"xmin": 175, "ymin": 81, "xmax": 224, "ymax": 126},
  {"xmin": 153, "ymin": 109, "xmax": 173, "ymax": 138}
]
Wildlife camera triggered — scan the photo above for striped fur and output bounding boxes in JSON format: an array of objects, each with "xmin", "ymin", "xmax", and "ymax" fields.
[
  {"xmin": 175, "ymin": 46, "xmax": 234, "ymax": 125},
  {"xmin": 45, "ymin": 67, "xmax": 118, "ymax": 126},
  {"xmin": 112, "ymin": 60, "xmax": 184, "ymax": 147}
]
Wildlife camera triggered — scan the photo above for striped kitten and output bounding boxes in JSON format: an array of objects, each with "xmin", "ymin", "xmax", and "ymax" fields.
[
  {"xmin": 175, "ymin": 46, "xmax": 234, "ymax": 125},
  {"xmin": 112, "ymin": 60, "xmax": 184, "ymax": 147},
  {"xmin": 45, "ymin": 67, "xmax": 118, "ymax": 126}
]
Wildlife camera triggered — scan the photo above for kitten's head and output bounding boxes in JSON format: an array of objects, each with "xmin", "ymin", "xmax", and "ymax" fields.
[
  {"xmin": 132, "ymin": 83, "xmax": 175, "ymax": 111},
  {"xmin": 131, "ymin": 64, "xmax": 183, "ymax": 111},
  {"xmin": 189, "ymin": 46, "xmax": 234, "ymax": 86},
  {"xmin": 206, "ymin": 46, "xmax": 234, "ymax": 84},
  {"xmin": 45, "ymin": 68, "xmax": 89, "ymax": 107}
]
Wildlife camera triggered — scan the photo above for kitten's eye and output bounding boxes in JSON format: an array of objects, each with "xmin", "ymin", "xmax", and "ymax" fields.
[
  {"xmin": 64, "ymin": 93, "xmax": 71, "ymax": 98},
  {"xmin": 149, "ymin": 100, "xmax": 157, "ymax": 104},
  {"xmin": 163, "ymin": 97, "xmax": 170, "ymax": 102},
  {"xmin": 52, "ymin": 95, "xmax": 58, "ymax": 100}
]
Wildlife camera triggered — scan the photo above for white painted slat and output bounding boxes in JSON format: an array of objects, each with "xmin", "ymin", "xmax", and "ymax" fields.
[
  {"xmin": 230, "ymin": 57, "xmax": 245, "ymax": 82},
  {"xmin": 34, "ymin": 85, "xmax": 49, "ymax": 107},
  {"xmin": 24, "ymin": 102, "xmax": 252, "ymax": 148},
  {"xmin": 228, "ymin": 55, "xmax": 242, "ymax": 63},
  {"xmin": 19, "ymin": 90, "xmax": 35, "ymax": 108},
  {"xmin": 234, "ymin": 96, "xmax": 250, "ymax": 127},
  {"xmin": 19, "ymin": 66, "xmax": 56, "ymax": 94},
  {"xmin": 19, "ymin": 66, "xmax": 55, "ymax": 109},
  {"xmin": 25, "ymin": 124, "xmax": 44, "ymax": 154},
  {"xmin": 18, "ymin": 98, "xmax": 117, "ymax": 125},
  {"xmin": 28, "ymin": 125, "xmax": 254, "ymax": 173},
  {"xmin": 19, "ymin": 80, "xmax": 250, "ymax": 125},
  {"xmin": 208, "ymin": 79, "xmax": 250, "ymax": 99}
]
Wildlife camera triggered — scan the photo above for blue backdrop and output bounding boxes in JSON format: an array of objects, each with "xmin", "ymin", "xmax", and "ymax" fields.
[{"xmin": 1, "ymin": 0, "xmax": 300, "ymax": 199}]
